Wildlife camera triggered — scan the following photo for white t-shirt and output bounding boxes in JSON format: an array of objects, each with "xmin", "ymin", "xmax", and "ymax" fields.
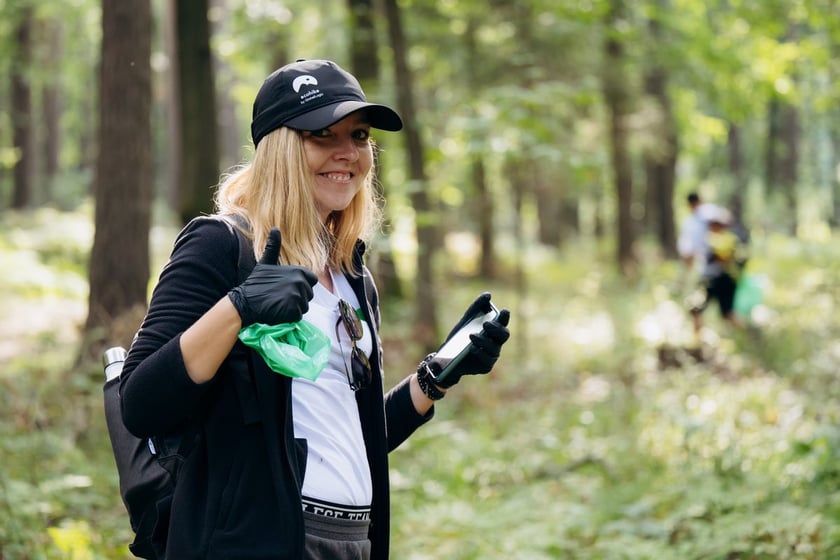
[
  {"xmin": 292, "ymin": 270, "xmax": 373, "ymax": 507},
  {"xmin": 677, "ymin": 203, "xmax": 713, "ymax": 272}
]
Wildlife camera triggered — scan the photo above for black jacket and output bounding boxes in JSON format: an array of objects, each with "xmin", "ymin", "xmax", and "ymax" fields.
[{"xmin": 120, "ymin": 217, "xmax": 431, "ymax": 559}]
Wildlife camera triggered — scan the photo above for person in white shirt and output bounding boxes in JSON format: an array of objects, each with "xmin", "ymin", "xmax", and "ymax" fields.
[{"xmin": 677, "ymin": 192, "xmax": 713, "ymax": 274}]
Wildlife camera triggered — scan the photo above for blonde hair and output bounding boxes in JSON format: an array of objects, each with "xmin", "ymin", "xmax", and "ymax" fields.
[{"xmin": 214, "ymin": 127, "xmax": 382, "ymax": 275}]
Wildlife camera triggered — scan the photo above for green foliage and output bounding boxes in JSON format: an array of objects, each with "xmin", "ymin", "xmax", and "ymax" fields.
[
  {"xmin": 0, "ymin": 346, "xmax": 131, "ymax": 560},
  {"xmin": 0, "ymin": 206, "xmax": 127, "ymax": 559},
  {"xmin": 385, "ymin": 229, "xmax": 840, "ymax": 559}
]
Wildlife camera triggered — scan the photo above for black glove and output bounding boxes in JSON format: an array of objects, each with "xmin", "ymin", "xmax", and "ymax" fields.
[
  {"xmin": 228, "ymin": 228, "xmax": 318, "ymax": 326},
  {"xmin": 428, "ymin": 292, "xmax": 511, "ymax": 388}
]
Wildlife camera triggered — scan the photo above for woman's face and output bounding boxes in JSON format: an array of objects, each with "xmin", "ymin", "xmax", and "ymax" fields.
[{"xmin": 302, "ymin": 111, "xmax": 373, "ymax": 221}]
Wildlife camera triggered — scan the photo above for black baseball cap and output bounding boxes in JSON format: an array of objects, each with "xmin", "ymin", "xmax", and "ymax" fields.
[{"xmin": 250, "ymin": 59, "xmax": 403, "ymax": 146}]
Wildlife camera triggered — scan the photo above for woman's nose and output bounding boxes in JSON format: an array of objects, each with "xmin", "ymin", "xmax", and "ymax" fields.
[{"xmin": 333, "ymin": 136, "xmax": 360, "ymax": 161}]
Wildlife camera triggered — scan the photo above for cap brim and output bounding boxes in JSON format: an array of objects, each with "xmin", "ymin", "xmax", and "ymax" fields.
[{"xmin": 284, "ymin": 101, "xmax": 403, "ymax": 132}]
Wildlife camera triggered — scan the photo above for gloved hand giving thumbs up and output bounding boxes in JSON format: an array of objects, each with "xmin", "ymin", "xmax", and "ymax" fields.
[{"xmin": 228, "ymin": 228, "xmax": 318, "ymax": 327}]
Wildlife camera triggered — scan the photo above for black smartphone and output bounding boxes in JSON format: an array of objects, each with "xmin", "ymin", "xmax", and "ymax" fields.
[{"xmin": 432, "ymin": 302, "xmax": 500, "ymax": 383}]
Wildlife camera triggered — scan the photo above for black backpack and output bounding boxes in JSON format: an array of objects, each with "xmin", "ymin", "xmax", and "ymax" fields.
[{"xmin": 102, "ymin": 217, "xmax": 255, "ymax": 559}]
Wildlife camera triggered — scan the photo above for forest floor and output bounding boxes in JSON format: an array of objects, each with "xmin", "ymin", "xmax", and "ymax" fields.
[{"xmin": 0, "ymin": 296, "xmax": 85, "ymax": 362}]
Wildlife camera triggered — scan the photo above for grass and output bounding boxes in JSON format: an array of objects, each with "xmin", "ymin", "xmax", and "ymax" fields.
[{"xmin": 1, "ymin": 207, "xmax": 839, "ymax": 559}]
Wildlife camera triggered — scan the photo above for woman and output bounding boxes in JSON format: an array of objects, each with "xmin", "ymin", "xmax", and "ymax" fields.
[{"xmin": 120, "ymin": 59, "xmax": 510, "ymax": 559}]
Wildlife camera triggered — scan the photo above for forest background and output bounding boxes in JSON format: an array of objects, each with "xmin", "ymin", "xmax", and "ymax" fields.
[{"xmin": 1, "ymin": 0, "xmax": 839, "ymax": 558}]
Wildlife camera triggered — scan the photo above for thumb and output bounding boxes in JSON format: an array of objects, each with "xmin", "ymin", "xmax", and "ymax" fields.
[
  {"xmin": 259, "ymin": 228, "xmax": 281, "ymax": 265},
  {"xmin": 465, "ymin": 292, "xmax": 492, "ymax": 317},
  {"xmin": 474, "ymin": 291, "xmax": 492, "ymax": 309}
]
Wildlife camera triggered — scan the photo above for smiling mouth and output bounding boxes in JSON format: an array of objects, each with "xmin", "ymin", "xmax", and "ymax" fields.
[{"xmin": 321, "ymin": 172, "xmax": 353, "ymax": 182}]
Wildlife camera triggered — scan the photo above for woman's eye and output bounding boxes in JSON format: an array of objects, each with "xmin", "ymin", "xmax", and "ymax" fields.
[{"xmin": 305, "ymin": 126, "xmax": 369, "ymax": 142}]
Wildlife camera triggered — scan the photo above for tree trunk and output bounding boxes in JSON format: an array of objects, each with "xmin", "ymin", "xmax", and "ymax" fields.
[
  {"xmin": 643, "ymin": 6, "xmax": 678, "ymax": 259},
  {"xmin": 349, "ymin": 0, "xmax": 379, "ymax": 82},
  {"xmin": 85, "ymin": 0, "xmax": 153, "ymax": 350},
  {"xmin": 764, "ymin": 96, "xmax": 780, "ymax": 197},
  {"xmin": 830, "ymin": 117, "xmax": 840, "ymax": 228},
  {"xmin": 11, "ymin": 4, "xmax": 34, "ymax": 209},
  {"xmin": 79, "ymin": 70, "xmax": 97, "ymax": 177},
  {"xmin": 382, "ymin": 0, "xmax": 439, "ymax": 349},
  {"xmin": 162, "ymin": 0, "xmax": 181, "ymax": 210},
  {"xmin": 41, "ymin": 19, "xmax": 63, "ymax": 203},
  {"xmin": 764, "ymin": 22, "xmax": 801, "ymax": 236},
  {"xmin": 472, "ymin": 157, "xmax": 496, "ymax": 278},
  {"xmin": 602, "ymin": 0, "xmax": 637, "ymax": 275},
  {"xmin": 267, "ymin": 39, "xmax": 290, "ymax": 73},
  {"xmin": 560, "ymin": 198, "xmax": 580, "ymax": 239},
  {"xmin": 779, "ymin": 102, "xmax": 799, "ymax": 236},
  {"xmin": 505, "ymin": 158, "xmax": 528, "ymax": 354},
  {"xmin": 175, "ymin": 0, "xmax": 219, "ymax": 224},
  {"xmin": 642, "ymin": 76, "xmax": 678, "ymax": 260},
  {"xmin": 463, "ymin": 18, "xmax": 497, "ymax": 278},
  {"xmin": 533, "ymin": 170, "xmax": 564, "ymax": 247},
  {"xmin": 727, "ymin": 123, "xmax": 748, "ymax": 232},
  {"xmin": 347, "ymin": 0, "xmax": 403, "ymax": 299},
  {"xmin": 765, "ymin": 95, "xmax": 799, "ymax": 235},
  {"xmin": 209, "ymin": 0, "xmax": 244, "ymax": 172}
]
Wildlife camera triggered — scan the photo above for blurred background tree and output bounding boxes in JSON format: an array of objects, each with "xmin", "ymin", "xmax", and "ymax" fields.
[{"xmin": 84, "ymin": 0, "xmax": 152, "ymax": 354}]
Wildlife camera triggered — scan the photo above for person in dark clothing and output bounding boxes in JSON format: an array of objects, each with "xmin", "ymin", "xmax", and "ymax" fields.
[{"xmin": 119, "ymin": 59, "xmax": 511, "ymax": 559}]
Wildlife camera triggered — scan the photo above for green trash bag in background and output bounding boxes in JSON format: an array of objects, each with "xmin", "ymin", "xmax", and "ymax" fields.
[
  {"xmin": 238, "ymin": 321, "xmax": 331, "ymax": 381},
  {"xmin": 733, "ymin": 273, "xmax": 765, "ymax": 319}
]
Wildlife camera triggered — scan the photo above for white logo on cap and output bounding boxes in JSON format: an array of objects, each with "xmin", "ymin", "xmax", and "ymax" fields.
[{"xmin": 292, "ymin": 75, "xmax": 318, "ymax": 93}]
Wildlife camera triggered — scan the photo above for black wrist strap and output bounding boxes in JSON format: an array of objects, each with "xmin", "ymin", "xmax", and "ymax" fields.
[{"xmin": 416, "ymin": 357, "xmax": 446, "ymax": 401}]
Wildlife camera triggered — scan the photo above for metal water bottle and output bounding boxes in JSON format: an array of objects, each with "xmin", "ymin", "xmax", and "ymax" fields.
[{"xmin": 103, "ymin": 346, "xmax": 128, "ymax": 382}]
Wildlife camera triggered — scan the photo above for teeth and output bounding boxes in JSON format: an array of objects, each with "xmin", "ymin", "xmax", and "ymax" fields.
[{"xmin": 324, "ymin": 172, "xmax": 351, "ymax": 181}]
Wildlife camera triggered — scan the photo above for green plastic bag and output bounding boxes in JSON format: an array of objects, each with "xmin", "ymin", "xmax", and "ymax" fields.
[
  {"xmin": 733, "ymin": 273, "xmax": 765, "ymax": 319},
  {"xmin": 238, "ymin": 321, "xmax": 330, "ymax": 381}
]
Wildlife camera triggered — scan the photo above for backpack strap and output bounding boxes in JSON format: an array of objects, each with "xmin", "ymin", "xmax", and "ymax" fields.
[
  {"xmin": 222, "ymin": 214, "xmax": 257, "ymax": 275},
  {"xmin": 220, "ymin": 215, "xmax": 261, "ymax": 426}
]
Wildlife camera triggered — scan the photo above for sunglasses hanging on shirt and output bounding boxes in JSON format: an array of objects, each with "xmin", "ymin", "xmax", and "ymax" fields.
[{"xmin": 335, "ymin": 299, "xmax": 373, "ymax": 391}]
